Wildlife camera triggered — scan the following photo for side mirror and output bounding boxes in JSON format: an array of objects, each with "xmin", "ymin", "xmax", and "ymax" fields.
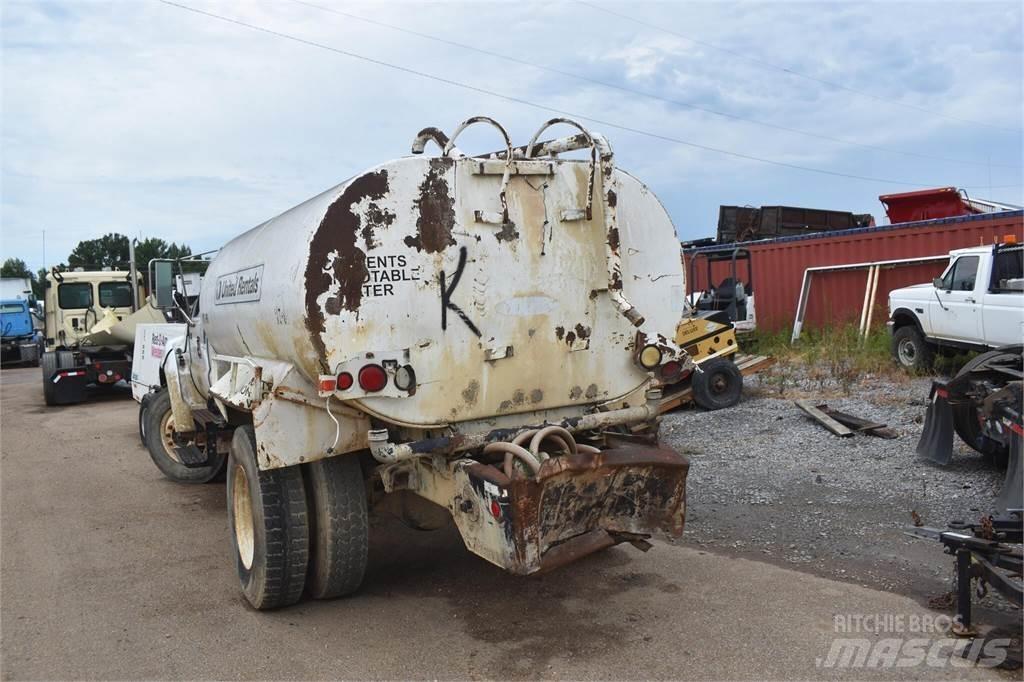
[
  {"xmin": 932, "ymin": 277, "xmax": 944, "ymax": 289},
  {"xmin": 150, "ymin": 260, "xmax": 175, "ymax": 309}
]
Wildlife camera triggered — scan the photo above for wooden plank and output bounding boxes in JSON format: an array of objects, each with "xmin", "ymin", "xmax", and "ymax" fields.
[
  {"xmin": 794, "ymin": 399, "xmax": 854, "ymax": 437},
  {"xmin": 816, "ymin": 404, "xmax": 899, "ymax": 439}
]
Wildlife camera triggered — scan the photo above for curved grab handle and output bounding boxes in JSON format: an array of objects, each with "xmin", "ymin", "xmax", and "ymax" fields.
[
  {"xmin": 444, "ymin": 117, "xmax": 514, "ymax": 225},
  {"xmin": 525, "ymin": 118, "xmax": 597, "ymax": 221},
  {"xmin": 524, "ymin": 117, "xmax": 594, "ymax": 159}
]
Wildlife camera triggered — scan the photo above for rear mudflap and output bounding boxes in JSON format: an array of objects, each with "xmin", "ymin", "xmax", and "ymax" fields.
[
  {"xmin": 392, "ymin": 441, "xmax": 689, "ymax": 575},
  {"xmin": 917, "ymin": 381, "xmax": 954, "ymax": 465}
]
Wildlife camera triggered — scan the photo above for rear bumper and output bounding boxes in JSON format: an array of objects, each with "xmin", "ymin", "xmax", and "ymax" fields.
[{"xmin": 383, "ymin": 438, "xmax": 689, "ymax": 575}]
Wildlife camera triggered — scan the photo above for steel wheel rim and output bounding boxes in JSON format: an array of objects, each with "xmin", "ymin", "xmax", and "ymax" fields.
[
  {"xmin": 898, "ymin": 338, "xmax": 916, "ymax": 365},
  {"xmin": 710, "ymin": 371, "xmax": 729, "ymax": 395},
  {"xmin": 232, "ymin": 464, "xmax": 255, "ymax": 571},
  {"xmin": 160, "ymin": 411, "xmax": 182, "ymax": 463}
]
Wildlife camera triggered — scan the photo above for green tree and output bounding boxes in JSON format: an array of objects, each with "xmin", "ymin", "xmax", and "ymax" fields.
[
  {"xmin": 0, "ymin": 258, "xmax": 32, "ymax": 279},
  {"xmin": 67, "ymin": 233, "xmax": 131, "ymax": 269},
  {"xmin": 134, "ymin": 238, "xmax": 193, "ymax": 269}
]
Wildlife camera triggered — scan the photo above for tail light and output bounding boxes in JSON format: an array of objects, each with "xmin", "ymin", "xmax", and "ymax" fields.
[
  {"xmin": 659, "ymin": 360, "xmax": 683, "ymax": 381},
  {"xmin": 336, "ymin": 371, "xmax": 354, "ymax": 391},
  {"xmin": 394, "ymin": 365, "xmax": 416, "ymax": 392},
  {"xmin": 358, "ymin": 364, "xmax": 388, "ymax": 392}
]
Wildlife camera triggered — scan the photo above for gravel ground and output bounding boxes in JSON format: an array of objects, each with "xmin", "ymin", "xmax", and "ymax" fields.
[{"xmin": 661, "ymin": 362, "xmax": 1014, "ymax": 615}]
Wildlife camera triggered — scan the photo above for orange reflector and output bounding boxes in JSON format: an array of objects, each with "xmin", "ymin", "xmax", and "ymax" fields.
[
  {"xmin": 1004, "ymin": 233, "xmax": 1018, "ymax": 245},
  {"xmin": 319, "ymin": 377, "xmax": 337, "ymax": 392}
]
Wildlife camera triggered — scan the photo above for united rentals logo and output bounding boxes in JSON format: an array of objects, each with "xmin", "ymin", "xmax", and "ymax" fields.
[{"xmin": 215, "ymin": 265, "xmax": 263, "ymax": 305}]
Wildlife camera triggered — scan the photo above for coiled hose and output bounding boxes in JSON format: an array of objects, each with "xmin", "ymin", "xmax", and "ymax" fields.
[{"xmin": 483, "ymin": 426, "xmax": 601, "ymax": 479}]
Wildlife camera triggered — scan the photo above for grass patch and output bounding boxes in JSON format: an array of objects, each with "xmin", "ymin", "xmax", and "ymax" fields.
[{"xmin": 742, "ymin": 323, "xmax": 910, "ymax": 396}]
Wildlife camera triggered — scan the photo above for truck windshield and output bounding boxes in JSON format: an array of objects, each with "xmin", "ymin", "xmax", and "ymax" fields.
[
  {"xmin": 58, "ymin": 283, "xmax": 93, "ymax": 309},
  {"xmin": 1, "ymin": 303, "xmax": 26, "ymax": 314},
  {"xmin": 98, "ymin": 281, "xmax": 134, "ymax": 308}
]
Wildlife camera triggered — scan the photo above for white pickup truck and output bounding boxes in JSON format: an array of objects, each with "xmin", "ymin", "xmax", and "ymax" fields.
[{"xmin": 888, "ymin": 241, "xmax": 1023, "ymax": 370}]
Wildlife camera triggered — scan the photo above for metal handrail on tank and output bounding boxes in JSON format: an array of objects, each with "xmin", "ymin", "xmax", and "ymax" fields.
[{"xmin": 444, "ymin": 116, "xmax": 514, "ymax": 226}]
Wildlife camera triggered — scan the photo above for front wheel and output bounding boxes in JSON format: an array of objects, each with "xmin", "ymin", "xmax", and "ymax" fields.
[
  {"xmin": 692, "ymin": 357, "xmax": 743, "ymax": 410},
  {"xmin": 227, "ymin": 426, "xmax": 309, "ymax": 610},
  {"xmin": 892, "ymin": 326, "xmax": 933, "ymax": 372},
  {"xmin": 143, "ymin": 389, "xmax": 225, "ymax": 483}
]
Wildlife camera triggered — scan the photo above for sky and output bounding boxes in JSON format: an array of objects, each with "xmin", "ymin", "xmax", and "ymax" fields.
[{"xmin": 2, "ymin": 0, "xmax": 1022, "ymax": 273}]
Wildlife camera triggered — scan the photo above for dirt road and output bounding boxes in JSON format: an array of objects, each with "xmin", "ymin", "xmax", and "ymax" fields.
[{"xmin": 0, "ymin": 367, "xmax": 1011, "ymax": 680}]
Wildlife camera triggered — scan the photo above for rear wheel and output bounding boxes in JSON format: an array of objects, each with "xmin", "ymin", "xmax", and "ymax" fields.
[
  {"xmin": 227, "ymin": 426, "xmax": 309, "ymax": 610},
  {"xmin": 304, "ymin": 456, "xmax": 369, "ymax": 600},
  {"xmin": 56, "ymin": 350, "xmax": 75, "ymax": 369},
  {"xmin": 40, "ymin": 351, "xmax": 58, "ymax": 406},
  {"xmin": 951, "ymin": 347, "xmax": 1021, "ymax": 466},
  {"xmin": 692, "ymin": 357, "xmax": 743, "ymax": 410},
  {"xmin": 143, "ymin": 389, "xmax": 225, "ymax": 483},
  {"xmin": 892, "ymin": 326, "xmax": 933, "ymax": 372}
]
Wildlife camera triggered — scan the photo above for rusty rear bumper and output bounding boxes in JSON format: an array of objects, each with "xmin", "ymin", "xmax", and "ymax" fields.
[{"xmin": 392, "ymin": 440, "xmax": 689, "ymax": 575}]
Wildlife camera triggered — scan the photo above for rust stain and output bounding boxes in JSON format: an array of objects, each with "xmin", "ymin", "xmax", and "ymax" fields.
[
  {"xmin": 462, "ymin": 380, "xmax": 480, "ymax": 405},
  {"xmin": 404, "ymin": 157, "xmax": 456, "ymax": 253},
  {"xmin": 304, "ymin": 169, "xmax": 389, "ymax": 369},
  {"xmin": 554, "ymin": 326, "xmax": 565, "ymax": 340},
  {"xmin": 566, "ymin": 331, "xmax": 576, "ymax": 345},
  {"xmin": 607, "ymin": 226, "xmax": 620, "ymax": 252},
  {"xmin": 606, "ymin": 189, "xmax": 617, "ymax": 207},
  {"xmin": 495, "ymin": 221, "xmax": 519, "ymax": 243},
  {"xmin": 585, "ymin": 384, "xmax": 599, "ymax": 399},
  {"xmin": 574, "ymin": 323, "xmax": 591, "ymax": 340},
  {"xmin": 529, "ymin": 389, "xmax": 543, "ymax": 403},
  {"xmin": 569, "ymin": 386, "xmax": 583, "ymax": 400},
  {"xmin": 362, "ymin": 202, "xmax": 396, "ymax": 250}
]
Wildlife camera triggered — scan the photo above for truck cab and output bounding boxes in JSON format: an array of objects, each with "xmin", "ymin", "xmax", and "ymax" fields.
[
  {"xmin": 1, "ymin": 299, "xmax": 41, "ymax": 366},
  {"xmin": 888, "ymin": 240, "xmax": 1024, "ymax": 370},
  {"xmin": 43, "ymin": 269, "xmax": 141, "ymax": 351}
]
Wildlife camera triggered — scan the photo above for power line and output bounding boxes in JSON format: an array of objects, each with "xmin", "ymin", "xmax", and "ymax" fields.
[
  {"xmin": 289, "ymin": 0, "xmax": 1018, "ymax": 170},
  {"xmin": 575, "ymin": 0, "xmax": 1022, "ymax": 135},
  {"xmin": 157, "ymin": 0, "xmax": 995, "ymax": 189}
]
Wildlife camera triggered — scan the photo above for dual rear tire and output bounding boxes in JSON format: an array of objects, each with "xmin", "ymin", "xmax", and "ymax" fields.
[{"xmin": 226, "ymin": 426, "xmax": 368, "ymax": 610}]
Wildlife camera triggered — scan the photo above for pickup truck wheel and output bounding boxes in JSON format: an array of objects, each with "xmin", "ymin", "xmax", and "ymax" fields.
[
  {"xmin": 143, "ymin": 389, "xmax": 225, "ymax": 484},
  {"xmin": 303, "ymin": 456, "xmax": 369, "ymax": 600},
  {"xmin": 40, "ymin": 351, "xmax": 58, "ymax": 406},
  {"xmin": 892, "ymin": 326, "xmax": 933, "ymax": 371},
  {"xmin": 228, "ymin": 426, "xmax": 309, "ymax": 610},
  {"xmin": 692, "ymin": 357, "xmax": 743, "ymax": 410}
]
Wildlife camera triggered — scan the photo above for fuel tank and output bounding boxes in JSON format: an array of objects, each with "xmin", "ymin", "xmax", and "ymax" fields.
[{"xmin": 199, "ymin": 119, "xmax": 686, "ymax": 427}]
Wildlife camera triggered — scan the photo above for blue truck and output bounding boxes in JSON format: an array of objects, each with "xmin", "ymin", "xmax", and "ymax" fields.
[{"xmin": 1, "ymin": 297, "xmax": 42, "ymax": 366}]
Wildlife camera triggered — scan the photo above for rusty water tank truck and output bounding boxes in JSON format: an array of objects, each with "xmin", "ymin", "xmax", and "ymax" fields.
[{"xmin": 146, "ymin": 117, "xmax": 694, "ymax": 609}]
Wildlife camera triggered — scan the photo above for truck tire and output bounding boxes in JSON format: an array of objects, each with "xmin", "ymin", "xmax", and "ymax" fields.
[
  {"xmin": 138, "ymin": 394, "xmax": 150, "ymax": 446},
  {"xmin": 227, "ymin": 426, "xmax": 309, "ymax": 610},
  {"xmin": 892, "ymin": 326, "xmax": 933, "ymax": 372},
  {"xmin": 950, "ymin": 347, "xmax": 1021, "ymax": 466},
  {"xmin": 56, "ymin": 350, "xmax": 75, "ymax": 369},
  {"xmin": 40, "ymin": 351, "xmax": 58, "ymax": 406},
  {"xmin": 303, "ymin": 456, "xmax": 369, "ymax": 600},
  {"xmin": 143, "ymin": 389, "xmax": 225, "ymax": 484},
  {"xmin": 692, "ymin": 357, "xmax": 743, "ymax": 410}
]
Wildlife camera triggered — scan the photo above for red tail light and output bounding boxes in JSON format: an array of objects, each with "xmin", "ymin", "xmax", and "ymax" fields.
[
  {"xmin": 358, "ymin": 365, "xmax": 387, "ymax": 392},
  {"xmin": 336, "ymin": 371, "xmax": 354, "ymax": 391},
  {"xmin": 490, "ymin": 499, "xmax": 502, "ymax": 520},
  {"xmin": 660, "ymin": 360, "xmax": 683, "ymax": 380}
]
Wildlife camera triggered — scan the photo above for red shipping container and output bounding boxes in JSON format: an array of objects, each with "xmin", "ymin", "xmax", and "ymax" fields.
[{"xmin": 683, "ymin": 210, "xmax": 1024, "ymax": 333}]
